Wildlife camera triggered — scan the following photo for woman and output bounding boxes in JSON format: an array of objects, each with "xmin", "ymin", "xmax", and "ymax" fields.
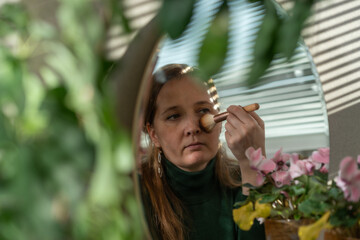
[{"xmin": 140, "ymin": 64, "xmax": 266, "ymax": 240}]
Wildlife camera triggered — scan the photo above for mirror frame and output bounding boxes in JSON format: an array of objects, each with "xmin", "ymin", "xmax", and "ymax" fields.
[
  {"xmin": 115, "ymin": 15, "xmax": 163, "ymax": 239},
  {"xmin": 119, "ymin": 0, "xmax": 360, "ymax": 237}
]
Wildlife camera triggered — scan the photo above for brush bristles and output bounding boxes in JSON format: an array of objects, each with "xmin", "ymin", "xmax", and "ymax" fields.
[{"xmin": 200, "ymin": 114, "xmax": 216, "ymax": 132}]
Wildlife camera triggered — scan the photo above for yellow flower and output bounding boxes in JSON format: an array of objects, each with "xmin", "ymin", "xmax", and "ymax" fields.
[
  {"xmin": 233, "ymin": 201, "xmax": 271, "ymax": 231},
  {"xmin": 298, "ymin": 212, "xmax": 332, "ymax": 240}
]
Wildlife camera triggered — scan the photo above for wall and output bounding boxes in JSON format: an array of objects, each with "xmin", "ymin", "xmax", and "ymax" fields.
[{"xmin": 278, "ymin": 0, "xmax": 360, "ymax": 176}]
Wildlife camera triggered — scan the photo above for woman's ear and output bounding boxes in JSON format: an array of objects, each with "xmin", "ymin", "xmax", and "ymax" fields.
[{"xmin": 146, "ymin": 123, "xmax": 161, "ymax": 148}]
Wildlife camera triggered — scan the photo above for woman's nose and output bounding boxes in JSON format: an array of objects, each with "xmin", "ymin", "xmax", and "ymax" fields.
[{"xmin": 185, "ymin": 117, "xmax": 201, "ymax": 136}]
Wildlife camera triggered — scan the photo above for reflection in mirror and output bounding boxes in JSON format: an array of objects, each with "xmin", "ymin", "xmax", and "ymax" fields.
[
  {"xmin": 138, "ymin": 0, "xmax": 328, "ymax": 239},
  {"xmin": 154, "ymin": 0, "xmax": 329, "ymax": 157},
  {"xmin": 140, "ymin": 63, "xmax": 267, "ymax": 240}
]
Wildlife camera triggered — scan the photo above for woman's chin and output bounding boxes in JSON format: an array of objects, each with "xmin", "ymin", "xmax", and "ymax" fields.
[{"xmin": 181, "ymin": 154, "xmax": 212, "ymax": 172}]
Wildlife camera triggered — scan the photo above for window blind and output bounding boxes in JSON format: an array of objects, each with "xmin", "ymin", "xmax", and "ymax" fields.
[{"xmin": 155, "ymin": 0, "xmax": 329, "ymax": 156}]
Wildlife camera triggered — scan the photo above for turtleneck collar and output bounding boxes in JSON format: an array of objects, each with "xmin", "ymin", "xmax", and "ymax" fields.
[{"xmin": 163, "ymin": 156, "xmax": 218, "ymax": 204}]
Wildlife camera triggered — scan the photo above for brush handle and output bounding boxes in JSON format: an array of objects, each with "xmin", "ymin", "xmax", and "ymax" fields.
[
  {"xmin": 213, "ymin": 103, "xmax": 260, "ymax": 123},
  {"xmin": 213, "ymin": 112, "xmax": 229, "ymax": 123}
]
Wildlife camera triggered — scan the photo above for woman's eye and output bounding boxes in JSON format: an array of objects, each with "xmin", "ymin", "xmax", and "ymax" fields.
[
  {"xmin": 166, "ymin": 114, "xmax": 180, "ymax": 120},
  {"xmin": 199, "ymin": 108, "xmax": 210, "ymax": 114}
]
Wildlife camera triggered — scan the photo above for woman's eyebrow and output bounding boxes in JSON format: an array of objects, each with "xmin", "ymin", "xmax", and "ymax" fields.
[
  {"xmin": 160, "ymin": 106, "xmax": 179, "ymax": 116},
  {"xmin": 194, "ymin": 101, "xmax": 212, "ymax": 106},
  {"xmin": 159, "ymin": 101, "xmax": 212, "ymax": 116}
]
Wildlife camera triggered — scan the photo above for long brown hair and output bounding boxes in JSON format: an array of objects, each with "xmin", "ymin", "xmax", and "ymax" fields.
[{"xmin": 141, "ymin": 64, "xmax": 241, "ymax": 240}]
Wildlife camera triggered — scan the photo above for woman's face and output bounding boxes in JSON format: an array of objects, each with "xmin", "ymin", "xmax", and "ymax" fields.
[{"xmin": 147, "ymin": 76, "xmax": 221, "ymax": 172}]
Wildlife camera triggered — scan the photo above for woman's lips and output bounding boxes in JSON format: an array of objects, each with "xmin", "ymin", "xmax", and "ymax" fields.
[{"xmin": 185, "ymin": 142, "xmax": 204, "ymax": 150}]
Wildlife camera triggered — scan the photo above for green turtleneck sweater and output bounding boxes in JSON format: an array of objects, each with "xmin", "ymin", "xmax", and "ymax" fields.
[{"xmin": 158, "ymin": 157, "xmax": 265, "ymax": 240}]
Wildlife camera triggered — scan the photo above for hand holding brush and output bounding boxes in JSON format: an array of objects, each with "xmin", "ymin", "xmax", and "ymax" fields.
[{"xmin": 200, "ymin": 103, "xmax": 260, "ymax": 132}]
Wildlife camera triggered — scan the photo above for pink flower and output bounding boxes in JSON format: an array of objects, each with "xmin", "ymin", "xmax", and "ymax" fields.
[
  {"xmin": 319, "ymin": 165, "xmax": 329, "ymax": 174},
  {"xmin": 311, "ymin": 147, "xmax": 330, "ymax": 164},
  {"xmin": 245, "ymin": 147, "xmax": 276, "ymax": 174},
  {"xmin": 288, "ymin": 154, "xmax": 315, "ymax": 179},
  {"xmin": 310, "ymin": 147, "xmax": 330, "ymax": 171},
  {"xmin": 267, "ymin": 149, "xmax": 292, "ymax": 187},
  {"xmin": 334, "ymin": 157, "xmax": 360, "ymax": 202},
  {"xmin": 289, "ymin": 154, "xmax": 305, "ymax": 179},
  {"xmin": 256, "ymin": 173, "xmax": 265, "ymax": 186},
  {"xmin": 271, "ymin": 170, "xmax": 291, "ymax": 187},
  {"xmin": 304, "ymin": 160, "xmax": 315, "ymax": 175},
  {"xmin": 271, "ymin": 148, "xmax": 290, "ymax": 171}
]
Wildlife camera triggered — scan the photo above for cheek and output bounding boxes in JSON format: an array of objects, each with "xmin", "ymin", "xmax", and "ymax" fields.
[
  {"xmin": 213, "ymin": 124, "xmax": 222, "ymax": 138},
  {"xmin": 208, "ymin": 125, "xmax": 221, "ymax": 145},
  {"xmin": 157, "ymin": 128, "xmax": 180, "ymax": 149}
]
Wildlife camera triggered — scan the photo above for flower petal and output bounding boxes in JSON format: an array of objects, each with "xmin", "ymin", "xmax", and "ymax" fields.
[
  {"xmin": 304, "ymin": 160, "xmax": 315, "ymax": 175},
  {"xmin": 319, "ymin": 165, "xmax": 328, "ymax": 174},
  {"xmin": 273, "ymin": 148, "xmax": 283, "ymax": 162},
  {"xmin": 339, "ymin": 156, "xmax": 358, "ymax": 181},
  {"xmin": 311, "ymin": 147, "xmax": 330, "ymax": 164},
  {"xmin": 334, "ymin": 176, "xmax": 347, "ymax": 192},
  {"xmin": 233, "ymin": 202, "xmax": 254, "ymax": 231},
  {"xmin": 289, "ymin": 159, "xmax": 306, "ymax": 179},
  {"xmin": 348, "ymin": 172, "xmax": 360, "ymax": 202},
  {"xmin": 258, "ymin": 159, "xmax": 276, "ymax": 174},
  {"xmin": 256, "ymin": 173, "xmax": 265, "ymax": 186},
  {"xmin": 246, "ymin": 147, "xmax": 276, "ymax": 174},
  {"xmin": 246, "ymin": 147, "xmax": 263, "ymax": 169},
  {"xmin": 254, "ymin": 201, "xmax": 271, "ymax": 218},
  {"xmin": 298, "ymin": 212, "xmax": 332, "ymax": 240},
  {"xmin": 271, "ymin": 170, "xmax": 291, "ymax": 188},
  {"xmin": 233, "ymin": 201, "xmax": 271, "ymax": 231}
]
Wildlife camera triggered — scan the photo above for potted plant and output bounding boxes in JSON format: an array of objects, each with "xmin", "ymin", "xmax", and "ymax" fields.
[{"xmin": 233, "ymin": 147, "xmax": 360, "ymax": 240}]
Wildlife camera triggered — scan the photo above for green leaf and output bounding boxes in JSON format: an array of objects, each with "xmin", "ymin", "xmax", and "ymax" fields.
[
  {"xmin": 242, "ymin": 182, "xmax": 257, "ymax": 189},
  {"xmin": 260, "ymin": 193, "xmax": 279, "ymax": 203},
  {"xmin": 248, "ymin": 0, "xmax": 264, "ymax": 3},
  {"xmin": 0, "ymin": 3, "xmax": 29, "ymax": 37},
  {"xmin": 276, "ymin": 0, "xmax": 315, "ymax": 59},
  {"xmin": 270, "ymin": 208, "xmax": 292, "ymax": 219},
  {"xmin": 298, "ymin": 199, "xmax": 330, "ymax": 216},
  {"xmin": 289, "ymin": 184, "xmax": 306, "ymax": 196},
  {"xmin": 234, "ymin": 198, "xmax": 250, "ymax": 208},
  {"xmin": 114, "ymin": 132, "xmax": 134, "ymax": 174},
  {"xmin": 328, "ymin": 187, "xmax": 342, "ymax": 199},
  {"xmin": 308, "ymin": 192, "xmax": 328, "ymax": 202},
  {"xmin": 198, "ymin": 2, "xmax": 229, "ymax": 80},
  {"xmin": 247, "ymin": 0, "xmax": 281, "ymax": 86},
  {"xmin": 329, "ymin": 208, "xmax": 359, "ymax": 228},
  {"xmin": 158, "ymin": 0, "xmax": 196, "ymax": 39}
]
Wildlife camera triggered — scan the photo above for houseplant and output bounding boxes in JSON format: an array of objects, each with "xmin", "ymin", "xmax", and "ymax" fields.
[{"xmin": 233, "ymin": 147, "xmax": 360, "ymax": 240}]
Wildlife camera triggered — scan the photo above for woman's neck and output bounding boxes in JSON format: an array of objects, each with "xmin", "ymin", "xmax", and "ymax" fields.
[{"xmin": 163, "ymin": 157, "xmax": 218, "ymax": 204}]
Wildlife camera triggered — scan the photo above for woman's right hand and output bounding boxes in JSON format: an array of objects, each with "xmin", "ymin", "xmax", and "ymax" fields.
[
  {"xmin": 224, "ymin": 105, "xmax": 266, "ymax": 161},
  {"xmin": 224, "ymin": 105, "xmax": 266, "ymax": 193}
]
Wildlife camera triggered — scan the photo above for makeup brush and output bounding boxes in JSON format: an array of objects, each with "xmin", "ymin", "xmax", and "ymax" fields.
[{"xmin": 200, "ymin": 103, "xmax": 260, "ymax": 132}]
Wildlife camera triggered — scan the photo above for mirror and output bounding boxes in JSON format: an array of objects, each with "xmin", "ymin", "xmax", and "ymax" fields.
[
  {"xmin": 141, "ymin": 0, "xmax": 329, "ymax": 159},
  {"xmin": 136, "ymin": 0, "xmax": 330, "ymax": 239}
]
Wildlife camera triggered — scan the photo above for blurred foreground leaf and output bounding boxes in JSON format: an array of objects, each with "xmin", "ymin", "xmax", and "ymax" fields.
[
  {"xmin": 247, "ymin": 0, "xmax": 315, "ymax": 86},
  {"xmin": 0, "ymin": 3, "xmax": 28, "ymax": 37},
  {"xmin": 247, "ymin": 0, "xmax": 280, "ymax": 86},
  {"xmin": 158, "ymin": 0, "xmax": 196, "ymax": 39},
  {"xmin": 0, "ymin": 1, "xmax": 144, "ymax": 239},
  {"xmin": 198, "ymin": 1, "xmax": 229, "ymax": 81},
  {"xmin": 276, "ymin": 0, "xmax": 315, "ymax": 59}
]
